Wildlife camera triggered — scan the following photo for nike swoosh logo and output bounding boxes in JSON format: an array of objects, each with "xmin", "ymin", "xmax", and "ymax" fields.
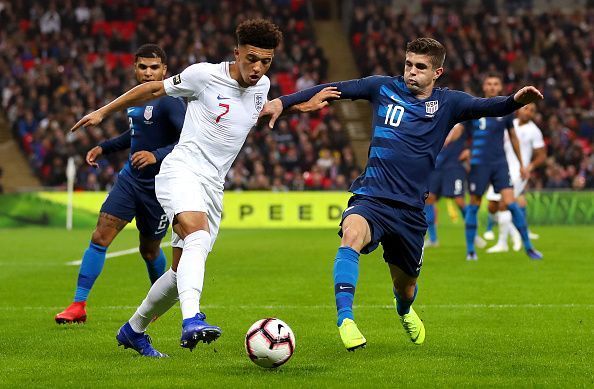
[
  {"xmin": 389, "ymin": 95, "xmax": 405, "ymax": 104},
  {"xmin": 217, "ymin": 95, "xmax": 230, "ymax": 100},
  {"xmin": 339, "ymin": 286, "xmax": 352, "ymax": 290}
]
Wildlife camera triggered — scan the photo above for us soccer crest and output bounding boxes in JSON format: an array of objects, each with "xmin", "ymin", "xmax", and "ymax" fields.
[
  {"xmin": 144, "ymin": 106, "xmax": 153, "ymax": 120},
  {"xmin": 425, "ymin": 100, "xmax": 438, "ymax": 114},
  {"xmin": 254, "ymin": 93, "xmax": 264, "ymax": 112}
]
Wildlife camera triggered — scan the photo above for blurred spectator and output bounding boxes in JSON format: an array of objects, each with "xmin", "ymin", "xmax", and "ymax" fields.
[{"xmin": 349, "ymin": 1, "xmax": 594, "ymax": 190}]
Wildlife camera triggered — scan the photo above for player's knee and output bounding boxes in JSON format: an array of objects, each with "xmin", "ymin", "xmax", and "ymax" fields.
[
  {"xmin": 341, "ymin": 226, "xmax": 365, "ymax": 250},
  {"xmin": 393, "ymin": 282, "xmax": 416, "ymax": 300},
  {"xmin": 91, "ymin": 229, "xmax": 113, "ymax": 247},
  {"xmin": 139, "ymin": 246, "xmax": 160, "ymax": 261}
]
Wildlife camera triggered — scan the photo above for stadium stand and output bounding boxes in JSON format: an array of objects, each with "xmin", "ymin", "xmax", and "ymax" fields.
[
  {"xmin": 348, "ymin": 1, "xmax": 594, "ymax": 189},
  {"xmin": 0, "ymin": 0, "xmax": 357, "ymax": 191}
]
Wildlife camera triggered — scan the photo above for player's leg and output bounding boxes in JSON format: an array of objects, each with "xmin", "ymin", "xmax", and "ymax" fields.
[
  {"xmin": 484, "ymin": 197, "xmax": 498, "ymax": 241},
  {"xmin": 464, "ymin": 194, "xmax": 482, "ymax": 260},
  {"xmin": 138, "ymin": 233, "xmax": 167, "ymax": 284},
  {"xmin": 424, "ymin": 193, "xmax": 438, "ymax": 247},
  {"xmin": 55, "ymin": 211, "xmax": 129, "ymax": 324},
  {"xmin": 388, "ymin": 264, "xmax": 425, "ymax": 344},
  {"xmin": 118, "ymin": 239, "xmax": 183, "ymax": 357},
  {"xmin": 487, "ymin": 200, "xmax": 513, "ymax": 253},
  {"xmin": 383, "ymin": 206, "xmax": 426, "ymax": 344},
  {"xmin": 135, "ymin": 189, "xmax": 170, "ymax": 284},
  {"xmin": 516, "ymin": 193, "xmax": 538, "ymax": 239},
  {"xmin": 501, "ymin": 188, "xmax": 542, "ymax": 259},
  {"xmin": 335, "ymin": 212, "xmax": 372, "ymax": 351}
]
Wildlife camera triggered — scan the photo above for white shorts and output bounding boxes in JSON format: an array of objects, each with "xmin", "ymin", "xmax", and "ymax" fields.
[
  {"xmin": 155, "ymin": 152, "xmax": 223, "ymax": 252},
  {"xmin": 485, "ymin": 176, "xmax": 527, "ymax": 201}
]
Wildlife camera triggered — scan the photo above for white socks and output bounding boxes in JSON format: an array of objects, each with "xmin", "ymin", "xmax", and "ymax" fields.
[
  {"xmin": 129, "ymin": 268, "xmax": 179, "ymax": 333},
  {"xmin": 496, "ymin": 210, "xmax": 512, "ymax": 246},
  {"xmin": 177, "ymin": 230, "xmax": 211, "ymax": 320}
]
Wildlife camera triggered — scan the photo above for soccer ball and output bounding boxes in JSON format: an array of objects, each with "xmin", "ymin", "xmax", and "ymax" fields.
[{"xmin": 245, "ymin": 318, "xmax": 295, "ymax": 368}]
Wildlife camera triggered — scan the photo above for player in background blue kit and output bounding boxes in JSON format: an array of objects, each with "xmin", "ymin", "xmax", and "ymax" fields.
[
  {"xmin": 55, "ymin": 45, "xmax": 185, "ymax": 326},
  {"xmin": 447, "ymin": 74, "xmax": 543, "ymax": 261},
  {"xmin": 423, "ymin": 124, "xmax": 487, "ymax": 248},
  {"xmin": 261, "ymin": 38, "xmax": 543, "ymax": 351}
]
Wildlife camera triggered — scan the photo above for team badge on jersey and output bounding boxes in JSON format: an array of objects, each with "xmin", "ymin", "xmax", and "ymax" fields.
[
  {"xmin": 254, "ymin": 93, "xmax": 264, "ymax": 112},
  {"xmin": 173, "ymin": 74, "xmax": 181, "ymax": 85},
  {"xmin": 425, "ymin": 100, "xmax": 439, "ymax": 115},
  {"xmin": 144, "ymin": 106, "xmax": 153, "ymax": 120}
]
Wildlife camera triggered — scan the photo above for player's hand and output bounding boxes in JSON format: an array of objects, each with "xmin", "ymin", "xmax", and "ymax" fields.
[
  {"xmin": 131, "ymin": 151, "xmax": 157, "ymax": 169},
  {"xmin": 70, "ymin": 110, "xmax": 105, "ymax": 132},
  {"xmin": 86, "ymin": 146, "xmax": 103, "ymax": 168},
  {"xmin": 513, "ymin": 86, "xmax": 543, "ymax": 105},
  {"xmin": 259, "ymin": 98, "xmax": 283, "ymax": 129},
  {"xmin": 520, "ymin": 166, "xmax": 530, "ymax": 180},
  {"xmin": 296, "ymin": 87, "xmax": 341, "ymax": 113}
]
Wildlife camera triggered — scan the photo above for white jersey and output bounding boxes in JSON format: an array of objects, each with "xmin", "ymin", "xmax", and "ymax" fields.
[
  {"xmin": 503, "ymin": 118, "xmax": 545, "ymax": 180},
  {"xmin": 163, "ymin": 62, "xmax": 269, "ymax": 189}
]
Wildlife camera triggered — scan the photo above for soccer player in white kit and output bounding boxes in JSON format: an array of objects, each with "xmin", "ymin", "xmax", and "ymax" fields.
[
  {"xmin": 71, "ymin": 19, "xmax": 335, "ymax": 357},
  {"xmin": 485, "ymin": 103, "xmax": 546, "ymax": 253}
]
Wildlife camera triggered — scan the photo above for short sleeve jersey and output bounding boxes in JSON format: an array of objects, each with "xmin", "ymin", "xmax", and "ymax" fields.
[{"xmin": 163, "ymin": 62, "xmax": 270, "ymax": 187}]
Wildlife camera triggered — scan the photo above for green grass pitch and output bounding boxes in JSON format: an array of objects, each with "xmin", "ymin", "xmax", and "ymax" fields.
[{"xmin": 0, "ymin": 226, "xmax": 592, "ymax": 387}]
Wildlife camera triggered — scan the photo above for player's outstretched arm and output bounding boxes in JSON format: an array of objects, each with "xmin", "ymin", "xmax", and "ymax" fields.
[
  {"xmin": 259, "ymin": 87, "xmax": 341, "ymax": 128},
  {"xmin": 70, "ymin": 81, "xmax": 166, "ymax": 132},
  {"xmin": 455, "ymin": 86, "xmax": 544, "ymax": 122}
]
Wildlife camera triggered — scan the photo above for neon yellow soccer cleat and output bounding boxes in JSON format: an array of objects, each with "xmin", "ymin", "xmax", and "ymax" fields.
[
  {"xmin": 395, "ymin": 300, "xmax": 425, "ymax": 345},
  {"xmin": 338, "ymin": 318, "xmax": 367, "ymax": 351}
]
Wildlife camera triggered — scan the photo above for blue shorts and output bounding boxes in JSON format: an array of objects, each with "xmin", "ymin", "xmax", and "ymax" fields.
[
  {"xmin": 428, "ymin": 166, "xmax": 466, "ymax": 198},
  {"xmin": 468, "ymin": 161, "xmax": 512, "ymax": 196},
  {"xmin": 339, "ymin": 194, "xmax": 427, "ymax": 277},
  {"xmin": 100, "ymin": 171, "xmax": 169, "ymax": 239}
]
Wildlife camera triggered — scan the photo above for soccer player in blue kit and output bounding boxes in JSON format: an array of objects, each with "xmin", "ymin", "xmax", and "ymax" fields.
[
  {"xmin": 424, "ymin": 124, "xmax": 470, "ymax": 247},
  {"xmin": 447, "ymin": 74, "xmax": 543, "ymax": 261},
  {"xmin": 261, "ymin": 38, "xmax": 543, "ymax": 351},
  {"xmin": 55, "ymin": 44, "xmax": 186, "ymax": 324}
]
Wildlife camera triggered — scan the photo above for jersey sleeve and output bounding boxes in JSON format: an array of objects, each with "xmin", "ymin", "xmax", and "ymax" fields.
[
  {"xmin": 279, "ymin": 76, "xmax": 388, "ymax": 108},
  {"xmin": 164, "ymin": 63, "xmax": 211, "ymax": 98},
  {"xmin": 448, "ymin": 90, "xmax": 524, "ymax": 122},
  {"xmin": 531, "ymin": 125, "xmax": 545, "ymax": 149},
  {"xmin": 99, "ymin": 129, "xmax": 131, "ymax": 154}
]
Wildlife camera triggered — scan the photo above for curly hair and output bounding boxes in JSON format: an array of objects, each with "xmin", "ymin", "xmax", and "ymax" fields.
[
  {"xmin": 236, "ymin": 19, "xmax": 282, "ymax": 49},
  {"xmin": 406, "ymin": 38, "xmax": 446, "ymax": 69}
]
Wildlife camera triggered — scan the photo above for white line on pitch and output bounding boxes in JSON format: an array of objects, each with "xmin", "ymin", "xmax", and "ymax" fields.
[
  {"xmin": 65, "ymin": 242, "xmax": 172, "ymax": 266},
  {"xmin": 2, "ymin": 303, "xmax": 593, "ymax": 311}
]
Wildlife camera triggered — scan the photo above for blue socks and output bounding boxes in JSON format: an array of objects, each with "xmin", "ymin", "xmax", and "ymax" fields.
[
  {"xmin": 486, "ymin": 212, "xmax": 495, "ymax": 232},
  {"xmin": 508, "ymin": 202, "xmax": 533, "ymax": 250},
  {"xmin": 145, "ymin": 248, "xmax": 167, "ymax": 284},
  {"xmin": 74, "ymin": 242, "xmax": 108, "ymax": 302},
  {"xmin": 464, "ymin": 204, "xmax": 479, "ymax": 253},
  {"xmin": 334, "ymin": 246, "xmax": 360, "ymax": 326},
  {"xmin": 394, "ymin": 284, "xmax": 418, "ymax": 315},
  {"xmin": 424, "ymin": 204, "xmax": 437, "ymax": 242}
]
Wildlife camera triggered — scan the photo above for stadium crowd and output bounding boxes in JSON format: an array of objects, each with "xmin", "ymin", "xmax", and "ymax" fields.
[
  {"xmin": 1, "ymin": 0, "xmax": 593, "ymax": 191},
  {"xmin": 0, "ymin": 0, "xmax": 358, "ymax": 191},
  {"xmin": 349, "ymin": 1, "xmax": 594, "ymax": 189}
]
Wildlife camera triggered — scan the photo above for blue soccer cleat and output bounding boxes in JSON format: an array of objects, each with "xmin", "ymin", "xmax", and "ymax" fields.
[
  {"xmin": 180, "ymin": 313, "xmax": 222, "ymax": 351},
  {"xmin": 116, "ymin": 322, "xmax": 168, "ymax": 358},
  {"xmin": 526, "ymin": 248, "xmax": 543, "ymax": 260}
]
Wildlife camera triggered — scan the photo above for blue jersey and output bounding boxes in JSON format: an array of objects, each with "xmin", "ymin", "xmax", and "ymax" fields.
[
  {"xmin": 99, "ymin": 96, "xmax": 185, "ymax": 182},
  {"xmin": 280, "ymin": 76, "xmax": 523, "ymax": 209},
  {"xmin": 465, "ymin": 115, "xmax": 514, "ymax": 165},
  {"xmin": 436, "ymin": 129, "xmax": 467, "ymax": 169}
]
